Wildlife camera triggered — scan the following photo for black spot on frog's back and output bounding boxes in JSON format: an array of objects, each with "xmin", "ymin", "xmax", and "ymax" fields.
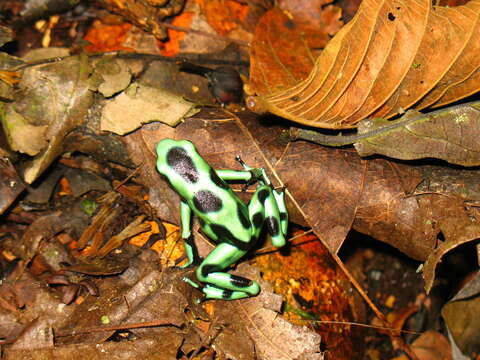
[
  {"xmin": 193, "ymin": 190, "xmax": 223, "ymax": 213},
  {"xmin": 210, "ymin": 168, "xmax": 229, "ymax": 189},
  {"xmin": 167, "ymin": 147, "xmax": 199, "ymax": 183}
]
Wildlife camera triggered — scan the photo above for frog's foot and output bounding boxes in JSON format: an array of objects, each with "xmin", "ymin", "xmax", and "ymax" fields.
[
  {"xmin": 183, "ymin": 277, "xmax": 201, "ymax": 288},
  {"xmin": 275, "ymin": 183, "xmax": 288, "ymax": 192},
  {"xmin": 235, "ymin": 155, "xmax": 267, "ymax": 186},
  {"xmin": 178, "ymin": 234, "xmax": 203, "ymax": 268},
  {"xmin": 176, "ymin": 255, "xmax": 204, "ymax": 269}
]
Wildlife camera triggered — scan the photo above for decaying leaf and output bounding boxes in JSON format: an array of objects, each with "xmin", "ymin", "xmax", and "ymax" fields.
[
  {"xmin": 255, "ymin": 232, "xmax": 361, "ymax": 359},
  {"xmin": 442, "ymin": 271, "xmax": 480, "ymax": 357},
  {"xmin": 291, "ymin": 101, "xmax": 480, "ymax": 167},
  {"xmin": 353, "ymin": 102, "xmax": 480, "ymax": 167},
  {"xmin": 96, "ymin": 0, "xmax": 185, "ymax": 39},
  {"xmin": 101, "ymin": 82, "xmax": 199, "ymax": 135},
  {"xmin": 89, "ymin": 56, "xmax": 135, "ymax": 97},
  {"xmin": 421, "ymin": 196, "xmax": 480, "ymax": 293},
  {"xmin": 408, "ymin": 330, "xmax": 452, "ymax": 360},
  {"xmin": 247, "ymin": 0, "xmax": 480, "ymax": 129},
  {"xmin": 1, "ymin": 106, "xmax": 48, "ymax": 156},
  {"xmin": 0, "ymin": 157, "xmax": 25, "ymax": 216},
  {"xmin": 1, "ymin": 52, "xmax": 94, "ymax": 184}
]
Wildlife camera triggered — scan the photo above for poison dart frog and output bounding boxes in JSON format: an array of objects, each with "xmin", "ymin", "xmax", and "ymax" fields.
[{"xmin": 156, "ymin": 139, "xmax": 288, "ymax": 300}]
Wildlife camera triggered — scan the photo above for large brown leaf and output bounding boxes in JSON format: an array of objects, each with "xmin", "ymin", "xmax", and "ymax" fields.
[{"xmin": 247, "ymin": 0, "xmax": 480, "ymax": 129}]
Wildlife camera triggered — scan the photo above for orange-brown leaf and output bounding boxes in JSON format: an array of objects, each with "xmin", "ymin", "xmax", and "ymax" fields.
[
  {"xmin": 84, "ymin": 20, "xmax": 133, "ymax": 53},
  {"xmin": 196, "ymin": 0, "xmax": 249, "ymax": 36},
  {"xmin": 248, "ymin": 0, "xmax": 480, "ymax": 129},
  {"xmin": 248, "ymin": 5, "xmax": 343, "ymax": 95}
]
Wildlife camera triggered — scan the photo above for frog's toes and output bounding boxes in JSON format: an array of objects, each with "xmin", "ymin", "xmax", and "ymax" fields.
[
  {"xmin": 276, "ymin": 183, "xmax": 288, "ymax": 191},
  {"xmin": 182, "ymin": 277, "xmax": 201, "ymax": 289}
]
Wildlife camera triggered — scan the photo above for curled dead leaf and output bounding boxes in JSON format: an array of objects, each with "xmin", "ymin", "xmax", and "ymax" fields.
[{"xmin": 248, "ymin": 0, "xmax": 480, "ymax": 129}]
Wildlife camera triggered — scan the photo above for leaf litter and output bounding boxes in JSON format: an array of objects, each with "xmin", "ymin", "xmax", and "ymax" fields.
[
  {"xmin": 1, "ymin": 81, "xmax": 476, "ymax": 359},
  {"xmin": 0, "ymin": 0, "xmax": 478, "ymax": 358}
]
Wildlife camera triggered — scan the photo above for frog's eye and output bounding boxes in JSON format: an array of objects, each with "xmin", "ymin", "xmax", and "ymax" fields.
[{"xmin": 167, "ymin": 147, "xmax": 199, "ymax": 183}]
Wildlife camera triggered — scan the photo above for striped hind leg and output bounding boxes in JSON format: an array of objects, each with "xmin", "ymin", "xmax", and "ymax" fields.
[{"xmin": 195, "ymin": 243, "xmax": 260, "ymax": 300}]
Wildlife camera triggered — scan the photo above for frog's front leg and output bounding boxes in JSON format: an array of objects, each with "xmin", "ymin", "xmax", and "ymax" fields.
[
  {"xmin": 196, "ymin": 243, "xmax": 260, "ymax": 300},
  {"xmin": 179, "ymin": 200, "xmax": 202, "ymax": 267}
]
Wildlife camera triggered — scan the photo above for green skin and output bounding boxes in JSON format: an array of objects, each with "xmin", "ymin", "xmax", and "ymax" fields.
[{"xmin": 156, "ymin": 139, "xmax": 288, "ymax": 300}]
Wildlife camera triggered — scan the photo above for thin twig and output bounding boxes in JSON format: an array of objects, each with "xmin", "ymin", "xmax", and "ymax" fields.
[
  {"xmin": 54, "ymin": 319, "xmax": 178, "ymax": 337},
  {"xmin": 10, "ymin": 51, "xmax": 249, "ymax": 72}
]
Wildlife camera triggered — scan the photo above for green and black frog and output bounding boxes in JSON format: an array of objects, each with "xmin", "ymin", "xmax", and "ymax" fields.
[{"xmin": 156, "ymin": 139, "xmax": 288, "ymax": 300}]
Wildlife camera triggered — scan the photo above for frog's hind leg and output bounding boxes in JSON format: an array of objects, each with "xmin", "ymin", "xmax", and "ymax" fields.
[
  {"xmin": 196, "ymin": 243, "xmax": 260, "ymax": 300},
  {"xmin": 265, "ymin": 188, "xmax": 288, "ymax": 248},
  {"xmin": 248, "ymin": 184, "xmax": 288, "ymax": 248}
]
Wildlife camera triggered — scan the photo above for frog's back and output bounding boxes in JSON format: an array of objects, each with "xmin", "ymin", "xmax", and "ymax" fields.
[{"xmin": 156, "ymin": 139, "xmax": 252, "ymax": 245}]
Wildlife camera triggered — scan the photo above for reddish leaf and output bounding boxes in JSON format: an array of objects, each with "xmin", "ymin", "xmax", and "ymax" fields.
[
  {"xmin": 248, "ymin": 5, "xmax": 342, "ymax": 95},
  {"xmin": 84, "ymin": 21, "xmax": 134, "ymax": 53},
  {"xmin": 196, "ymin": 0, "xmax": 249, "ymax": 36}
]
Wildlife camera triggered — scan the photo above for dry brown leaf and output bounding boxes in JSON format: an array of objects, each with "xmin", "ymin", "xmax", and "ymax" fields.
[
  {"xmin": 442, "ymin": 271, "xmax": 480, "ymax": 357},
  {"xmin": 212, "ymin": 265, "xmax": 324, "ymax": 360},
  {"xmin": 247, "ymin": 0, "xmax": 480, "ymax": 129},
  {"xmin": 353, "ymin": 102, "xmax": 480, "ymax": 167},
  {"xmin": 422, "ymin": 202, "xmax": 480, "ymax": 293},
  {"xmin": 0, "ymin": 158, "xmax": 25, "ymax": 216},
  {"xmin": 2, "ymin": 51, "xmax": 94, "ymax": 184},
  {"xmin": 101, "ymin": 82, "xmax": 199, "ymax": 135},
  {"xmin": 409, "ymin": 330, "xmax": 452, "ymax": 360},
  {"xmin": 255, "ymin": 233, "xmax": 361, "ymax": 360}
]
